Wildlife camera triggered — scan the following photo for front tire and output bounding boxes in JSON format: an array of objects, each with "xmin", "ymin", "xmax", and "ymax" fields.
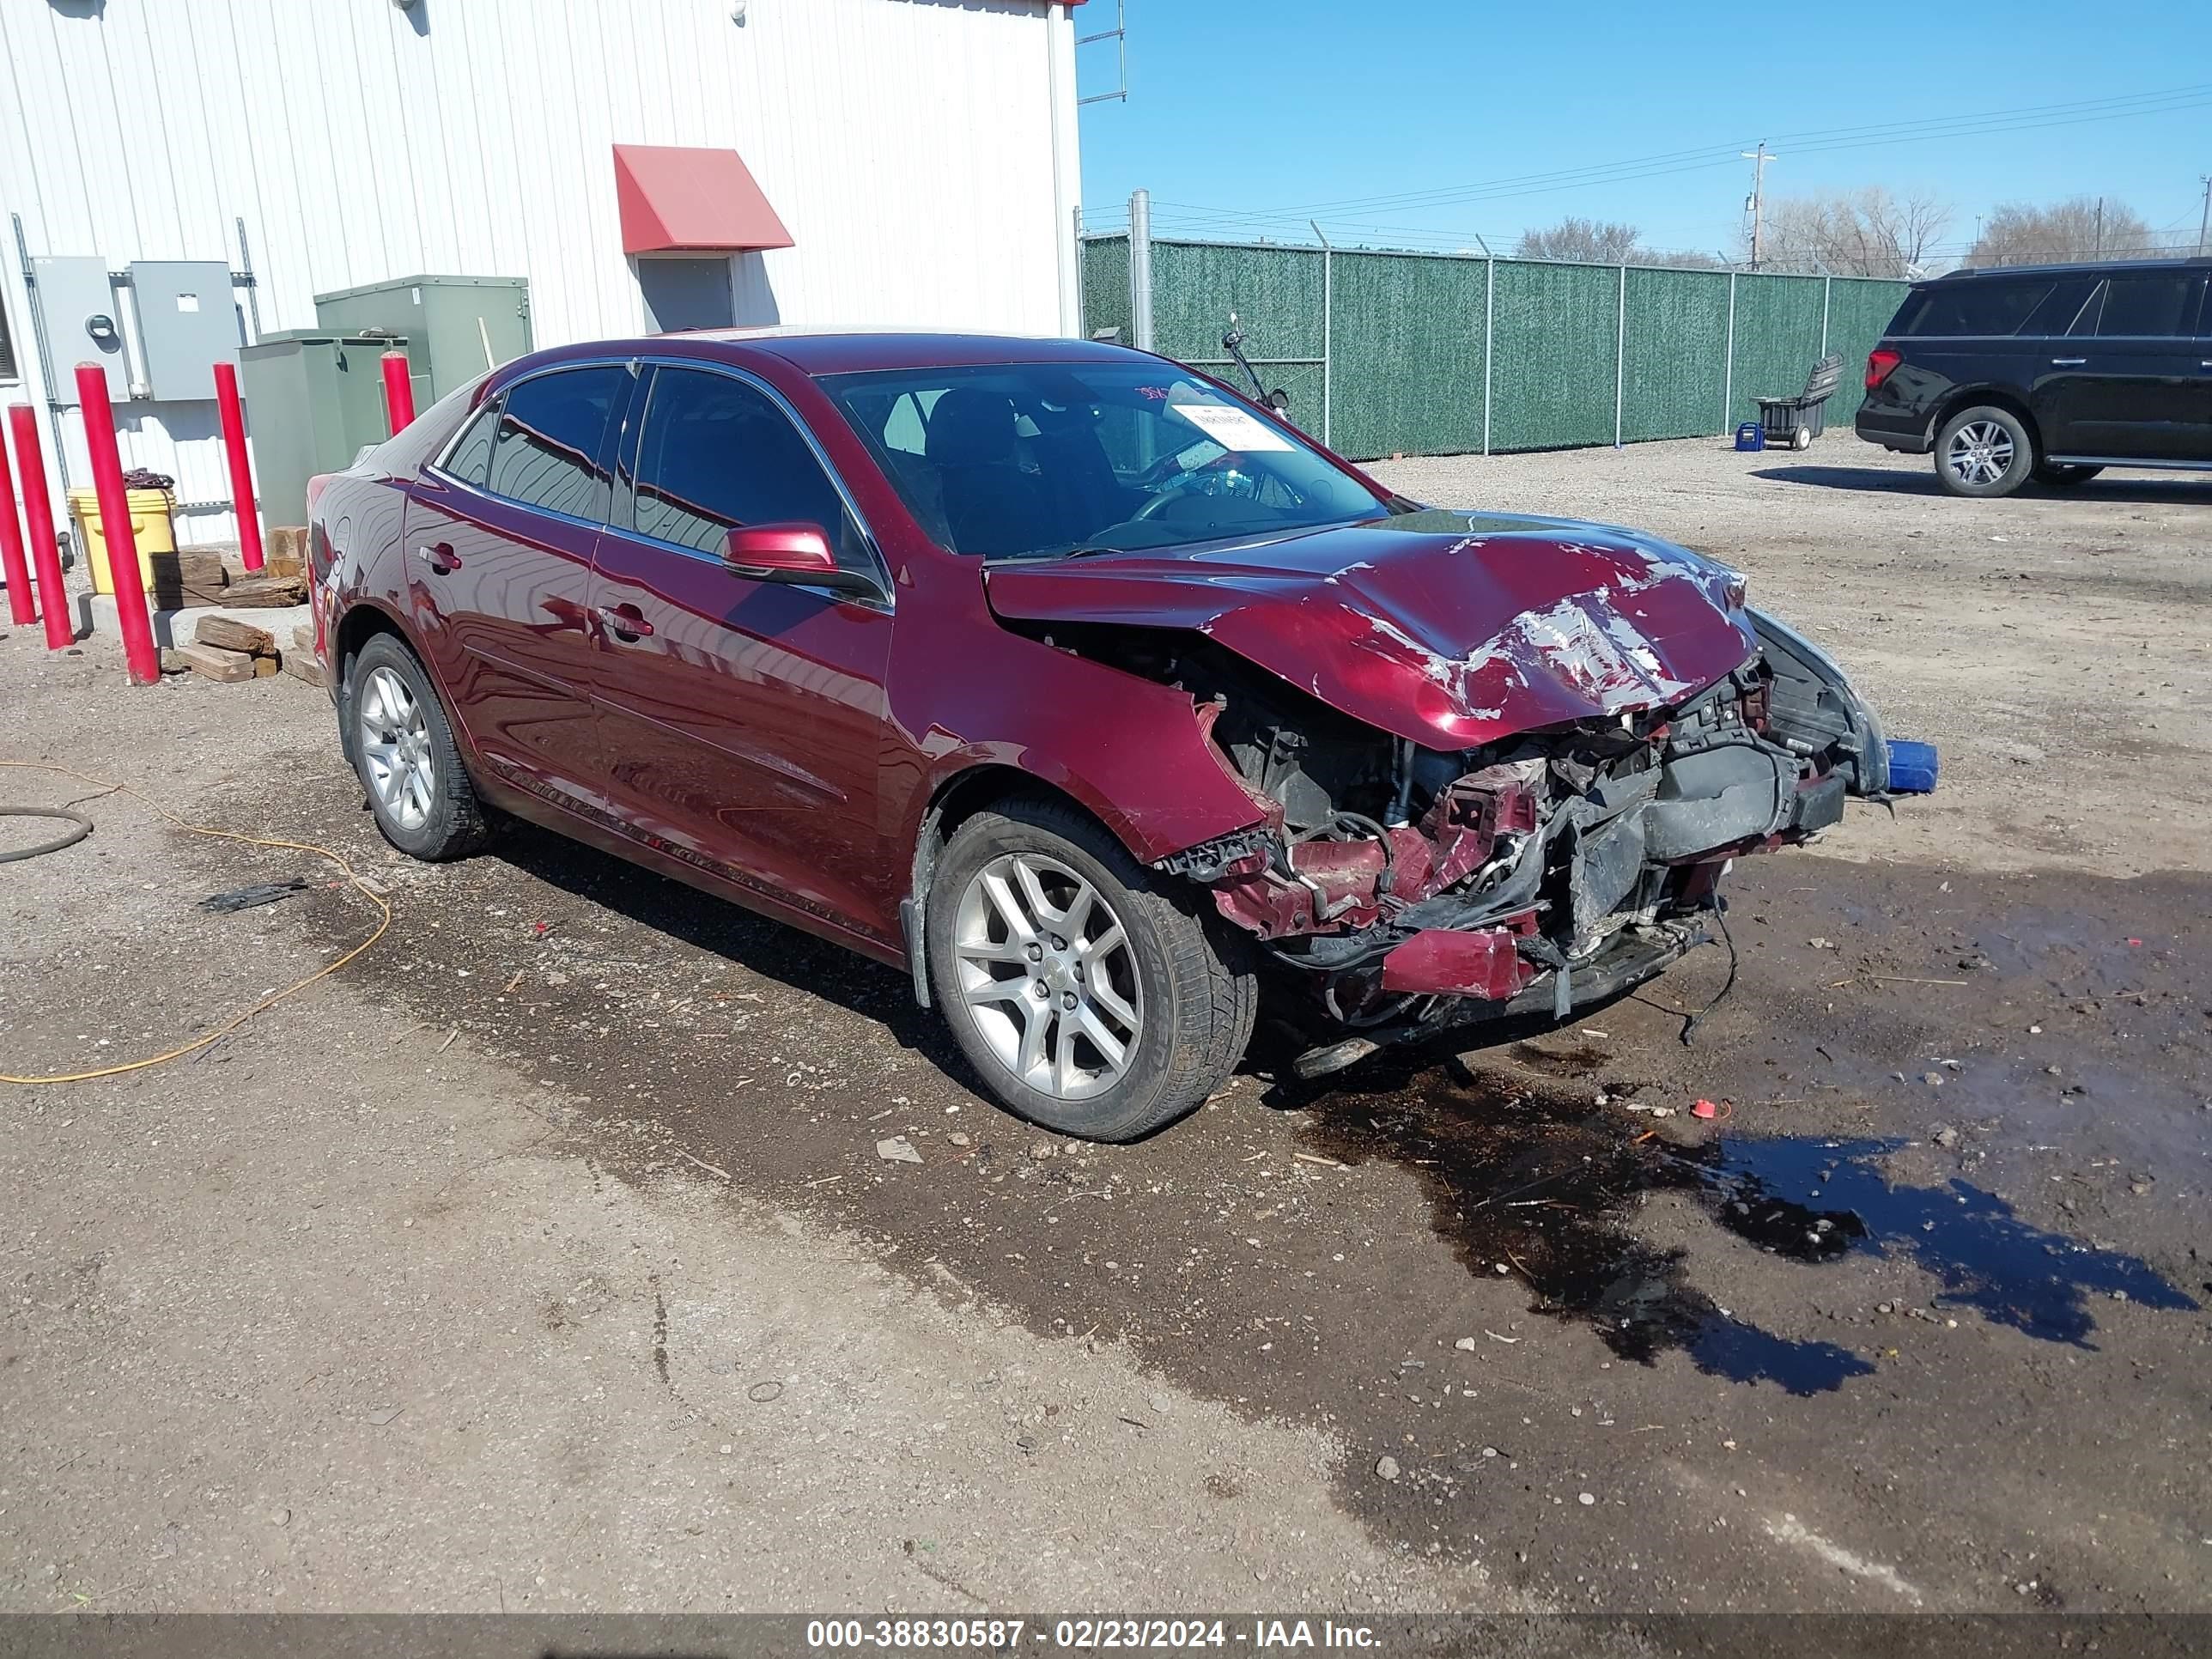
[
  {"xmin": 343, "ymin": 633, "xmax": 495, "ymax": 861},
  {"xmin": 926, "ymin": 799, "xmax": 1257, "ymax": 1141},
  {"xmin": 1935, "ymin": 405, "xmax": 2035, "ymax": 498}
]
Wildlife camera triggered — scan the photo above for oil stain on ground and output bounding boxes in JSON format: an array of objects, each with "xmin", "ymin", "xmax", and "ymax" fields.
[{"xmin": 1297, "ymin": 1058, "xmax": 2197, "ymax": 1396}]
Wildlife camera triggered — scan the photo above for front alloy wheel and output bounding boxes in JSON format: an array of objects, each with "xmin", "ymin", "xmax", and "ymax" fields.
[
  {"xmin": 926, "ymin": 799, "xmax": 1257, "ymax": 1141},
  {"xmin": 952, "ymin": 853, "xmax": 1142, "ymax": 1102}
]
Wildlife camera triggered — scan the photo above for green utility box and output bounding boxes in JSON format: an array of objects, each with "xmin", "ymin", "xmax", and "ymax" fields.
[
  {"xmin": 313, "ymin": 275, "xmax": 532, "ymax": 407},
  {"xmin": 236, "ymin": 331, "xmax": 408, "ymax": 531}
]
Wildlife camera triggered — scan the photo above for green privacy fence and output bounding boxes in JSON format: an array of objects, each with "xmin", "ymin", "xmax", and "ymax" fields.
[{"xmin": 1079, "ymin": 231, "xmax": 1910, "ymax": 463}]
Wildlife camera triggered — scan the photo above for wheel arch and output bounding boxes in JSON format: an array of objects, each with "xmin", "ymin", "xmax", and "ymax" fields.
[
  {"xmin": 902, "ymin": 763, "xmax": 1122, "ymax": 1010},
  {"xmin": 1931, "ymin": 386, "xmax": 2045, "ymax": 460}
]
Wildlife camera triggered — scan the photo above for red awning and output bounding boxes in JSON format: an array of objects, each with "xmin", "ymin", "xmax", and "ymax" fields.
[{"xmin": 613, "ymin": 143, "xmax": 794, "ymax": 255}]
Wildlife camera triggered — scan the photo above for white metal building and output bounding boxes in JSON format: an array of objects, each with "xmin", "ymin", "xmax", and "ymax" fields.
[{"xmin": 0, "ymin": 0, "xmax": 1085, "ymax": 547}]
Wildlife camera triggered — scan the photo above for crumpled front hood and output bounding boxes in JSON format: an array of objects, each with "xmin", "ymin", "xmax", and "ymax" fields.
[{"xmin": 983, "ymin": 507, "xmax": 1758, "ymax": 749}]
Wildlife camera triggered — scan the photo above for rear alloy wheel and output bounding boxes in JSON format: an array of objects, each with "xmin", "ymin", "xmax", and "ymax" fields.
[
  {"xmin": 343, "ymin": 633, "xmax": 495, "ymax": 861},
  {"xmin": 2033, "ymin": 462, "xmax": 2104, "ymax": 489},
  {"xmin": 1935, "ymin": 405, "xmax": 2035, "ymax": 498},
  {"xmin": 927, "ymin": 799, "xmax": 1256, "ymax": 1141}
]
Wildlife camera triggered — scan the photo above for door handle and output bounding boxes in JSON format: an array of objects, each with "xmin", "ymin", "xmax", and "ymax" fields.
[
  {"xmin": 2200, "ymin": 360, "xmax": 2212, "ymax": 370},
  {"xmin": 595, "ymin": 603, "xmax": 654, "ymax": 641},
  {"xmin": 2050, "ymin": 357, "xmax": 2087, "ymax": 367},
  {"xmin": 415, "ymin": 542, "xmax": 461, "ymax": 574}
]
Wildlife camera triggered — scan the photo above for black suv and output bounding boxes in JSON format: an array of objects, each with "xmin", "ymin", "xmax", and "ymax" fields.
[{"xmin": 1856, "ymin": 257, "xmax": 2211, "ymax": 497}]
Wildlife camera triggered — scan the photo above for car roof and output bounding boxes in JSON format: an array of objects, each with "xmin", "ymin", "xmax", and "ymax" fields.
[
  {"xmin": 1930, "ymin": 255, "xmax": 2212, "ymax": 283},
  {"xmin": 515, "ymin": 329, "xmax": 1156, "ymax": 376}
]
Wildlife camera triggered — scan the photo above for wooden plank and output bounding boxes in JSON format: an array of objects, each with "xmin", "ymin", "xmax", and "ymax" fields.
[
  {"xmin": 252, "ymin": 653, "xmax": 281, "ymax": 678},
  {"xmin": 172, "ymin": 641, "xmax": 257, "ymax": 684},
  {"xmin": 219, "ymin": 575, "xmax": 309, "ymax": 608},
  {"xmin": 156, "ymin": 647, "xmax": 192, "ymax": 676},
  {"xmin": 194, "ymin": 616, "xmax": 276, "ymax": 657},
  {"xmin": 264, "ymin": 526, "xmax": 309, "ymax": 579},
  {"xmin": 283, "ymin": 652, "xmax": 327, "ymax": 689},
  {"xmin": 149, "ymin": 549, "xmax": 228, "ymax": 610},
  {"xmin": 291, "ymin": 623, "xmax": 316, "ymax": 653}
]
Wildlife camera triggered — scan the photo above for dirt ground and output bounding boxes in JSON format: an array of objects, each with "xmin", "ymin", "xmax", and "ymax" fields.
[{"xmin": 1, "ymin": 436, "xmax": 2207, "ymax": 1618}]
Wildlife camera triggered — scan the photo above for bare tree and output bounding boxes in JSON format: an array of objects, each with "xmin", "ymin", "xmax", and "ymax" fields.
[
  {"xmin": 1963, "ymin": 198, "xmax": 2164, "ymax": 266},
  {"xmin": 1513, "ymin": 217, "xmax": 1723, "ymax": 269},
  {"xmin": 1753, "ymin": 187, "xmax": 1953, "ymax": 276},
  {"xmin": 1515, "ymin": 217, "xmax": 1644, "ymax": 264}
]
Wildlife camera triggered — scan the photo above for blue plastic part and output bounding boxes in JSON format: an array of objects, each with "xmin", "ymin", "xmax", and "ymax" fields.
[
  {"xmin": 1887, "ymin": 739, "xmax": 1939, "ymax": 793},
  {"xmin": 1734, "ymin": 422, "xmax": 1765, "ymax": 452}
]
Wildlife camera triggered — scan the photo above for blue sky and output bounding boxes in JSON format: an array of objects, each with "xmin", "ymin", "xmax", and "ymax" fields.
[{"xmin": 1073, "ymin": 2, "xmax": 2212, "ymax": 261}]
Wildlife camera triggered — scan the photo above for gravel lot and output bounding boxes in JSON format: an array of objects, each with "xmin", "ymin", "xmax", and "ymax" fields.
[{"xmin": 1, "ymin": 434, "xmax": 2207, "ymax": 1618}]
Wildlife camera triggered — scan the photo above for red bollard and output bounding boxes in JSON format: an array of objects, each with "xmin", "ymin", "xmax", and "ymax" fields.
[
  {"xmin": 0, "ymin": 418, "xmax": 33, "ymax": 628},
  {"xmin": 6, "ymin": 404, "xmax": 72, "ymax": 652},
  {"xmin": 380, "ymin": 350, "xmax": 416, "ymax": 434},
  {"xmin": 212, "ymin": 361, "xmax": 264, "ymax": 573},
  {"xmin": 76, "ymin": 364, "xmax": 161, "ymax": 685}
]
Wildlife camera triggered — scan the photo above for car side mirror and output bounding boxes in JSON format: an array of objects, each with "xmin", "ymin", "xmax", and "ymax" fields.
[
  {"xmin": 1266, "ymin": 388, "xmax": 1291, "ymax": 412},
  {"xmin": 721, "ymin": 523, "xmax": 876, "ymax": 595}
]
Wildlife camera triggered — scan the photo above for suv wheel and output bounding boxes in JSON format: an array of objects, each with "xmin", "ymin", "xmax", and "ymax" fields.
[
  {"xmin": 926, "ymin": 799, "xmax": 1257, "ymax": 1142},
  {"xmin": 343, "ymin": 633, "xmax": 496, "ymax": 861},
  {"xmin": 2033, "ymin": 462, "xmax": 2103, "ymax": 489},
  {"xmin": 1935, "ymin": 405, "xmax": 2035, "ymax": 498}
]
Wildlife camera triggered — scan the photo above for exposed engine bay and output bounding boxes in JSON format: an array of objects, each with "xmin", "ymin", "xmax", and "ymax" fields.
[{"xmin": 1007, "ymin": 605, "xmax": 1885, "ymax": 1072}]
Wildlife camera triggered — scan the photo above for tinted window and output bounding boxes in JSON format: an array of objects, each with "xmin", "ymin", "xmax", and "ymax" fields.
[
  {"xmin": 2090, "ymin": 273, "xmax": 2201, "ymax": 337},
  {"xmin": 628, "ymin": 368, "xmax": 866, "ymax": 569},
  {"xmin": 2016, "ymin": 277, "xmax": 2097, "ymax": 336},
  {"xmin": 1897, "ymin": 281, "xmax": 2052, "ymax": 337},
  {"xmin": 485, "ymin": 366, "xmax": 627, "ymax": 520},
  {"xmin": 442, "ymin": 400, "xmax": 501, "ymax": 487}
]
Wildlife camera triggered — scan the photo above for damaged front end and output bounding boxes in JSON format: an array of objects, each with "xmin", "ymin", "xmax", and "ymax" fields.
[
  {"xmin": 986, "ymin": 514, "xmax": 1892, "ymax": 1075},
  {"xmin": 1161, "ymin": 650, "xmax": 1850, "ymax": 1071}
]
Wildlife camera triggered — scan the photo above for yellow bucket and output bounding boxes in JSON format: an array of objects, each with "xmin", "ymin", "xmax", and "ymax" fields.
[{"xmin": 68, "ymin": 487, "xmax": 178, "ymax": 597}]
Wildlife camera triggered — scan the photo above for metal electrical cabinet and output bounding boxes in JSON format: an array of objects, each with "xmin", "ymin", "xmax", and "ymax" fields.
[
  {"xmin": 235, "ymin": 332, "xmax": 408, "ymax": 530},
  {"xmin": 312, "ymin": 275, "xmax": 532, "ymax": 406},
  {"xmin": 128, "ymin": 259, "xmax": 240, "ymax": 400}
]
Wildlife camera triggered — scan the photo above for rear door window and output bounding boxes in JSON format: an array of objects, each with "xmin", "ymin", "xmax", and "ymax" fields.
[
  {"xmin": 441, "ymin": 399, "xmax": 501, "ymax": 488},
  {"xmin": 485, "ymin": 366, "xmax": 629, "ymax": 521},
  {"xmin": 1898, "ymin": 281, "xmax": 2050, "ymax": 337},
  {"xmin": 2086, "ymin": 273, "xmax": 2204, "ymax": 338},
  {"xmin": 2015, "ymin": 277, "xmax": 2097, "ymax": 336}
]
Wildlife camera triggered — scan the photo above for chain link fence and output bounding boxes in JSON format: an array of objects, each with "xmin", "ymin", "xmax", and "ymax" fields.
[{"xmin": 1079, "ymin": 215, "xmax": 1910, "ymax": 463}]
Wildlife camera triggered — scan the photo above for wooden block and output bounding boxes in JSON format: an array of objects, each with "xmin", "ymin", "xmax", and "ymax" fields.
[
  {"xmin": 252, "ymin": 653, "xmax": 281, "ymax": 678},
  {"xmin": 291, "ymin": 623, "xmax": 316, "ymax": 652},
  {"xmin": 283, "ymin": 652, "xmax": 326, "ymax": 689},
  {"xmin": 149, "ymin": 550, "xmax": 228, "ymax": 609},
  {"xmin": 220, "ymin": 574, "xmax": 309, "ymax": 608},
  {"xmin": 264, "ymin": 527, "xmax": 309, "ymax": 579},
  {"xmin": 173, "ymin": 641, "xmax": 257, "ymax": 684},
  {"xmin": 195, "ymin": 615, "xmax": 277, "ymax": 657},
  {"xmin": 157, "ymin": 647, "xmax": 192, "ymax": 676}
]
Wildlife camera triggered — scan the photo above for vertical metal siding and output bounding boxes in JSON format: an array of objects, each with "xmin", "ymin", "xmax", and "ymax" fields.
[{"xmin": 0, "ymin": 0, "xmax": 1076, "ymax": 545}]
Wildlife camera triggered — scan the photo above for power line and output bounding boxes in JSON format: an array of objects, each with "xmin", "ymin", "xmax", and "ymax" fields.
[{"xmin": 1130, "ymin": 83, "xmax": 2212, "ymax": 238}]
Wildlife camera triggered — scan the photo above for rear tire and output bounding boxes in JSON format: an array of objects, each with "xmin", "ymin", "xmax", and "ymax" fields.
[
  {"xmin": 2033, "ymin": 462, "xmax": 2103, "ymax": 488},
  {"xmin": 926, "ymin": 799, "xmax": 1257, "ymax": 1141},
  {"xmin": 1935, "ymin": 405, "xmax": 2035, "ymax": 498},
  {"xmin": 343, "ymin": 633, "xmax": 496, "ymax": 862}
]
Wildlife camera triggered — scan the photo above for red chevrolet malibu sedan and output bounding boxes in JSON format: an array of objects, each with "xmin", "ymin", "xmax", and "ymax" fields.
[{"xmin": 310, "ymin": 331, "xmax": 1891, "ymax": 1140}]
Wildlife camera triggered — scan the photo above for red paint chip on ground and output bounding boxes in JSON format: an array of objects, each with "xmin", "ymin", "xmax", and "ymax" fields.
[{"xmin": 1692, "ymin": 1099, "xmax": 1720, "ymax": 1120}]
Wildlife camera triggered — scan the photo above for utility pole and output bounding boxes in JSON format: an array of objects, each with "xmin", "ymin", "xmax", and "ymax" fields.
[
  {"xmin": 2198, "ymin": 176, "xmax": 2210, "ymax": 257},
  {"xmin": 2094, "ymin": 196, "xmax": 2104, "ymax": 257},
  {"xmin": 1740, "ymin": 143, "xmax": 1775, "ymax": 270}
]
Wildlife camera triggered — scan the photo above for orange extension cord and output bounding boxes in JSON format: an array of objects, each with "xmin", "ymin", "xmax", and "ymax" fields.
[{"xmin": 0, "ymin": 759, "xmax": 392, "ymax": 1085}]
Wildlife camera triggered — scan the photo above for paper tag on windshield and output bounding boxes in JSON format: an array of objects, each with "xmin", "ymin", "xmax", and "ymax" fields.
[{"xmin": 1168, "ymin": 400, "xmax": 1293, "ymax": 452}]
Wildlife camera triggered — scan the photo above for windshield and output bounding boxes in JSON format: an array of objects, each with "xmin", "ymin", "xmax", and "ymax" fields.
[{"xmin": 818, "ymin": 361, "xmax": 1388, "ymax": 558}]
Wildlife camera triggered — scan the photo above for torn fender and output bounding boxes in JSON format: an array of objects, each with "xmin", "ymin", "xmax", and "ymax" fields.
[{"xmin": 985, "ymin": 508, "xmax": 1759, "ymax": 750}]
